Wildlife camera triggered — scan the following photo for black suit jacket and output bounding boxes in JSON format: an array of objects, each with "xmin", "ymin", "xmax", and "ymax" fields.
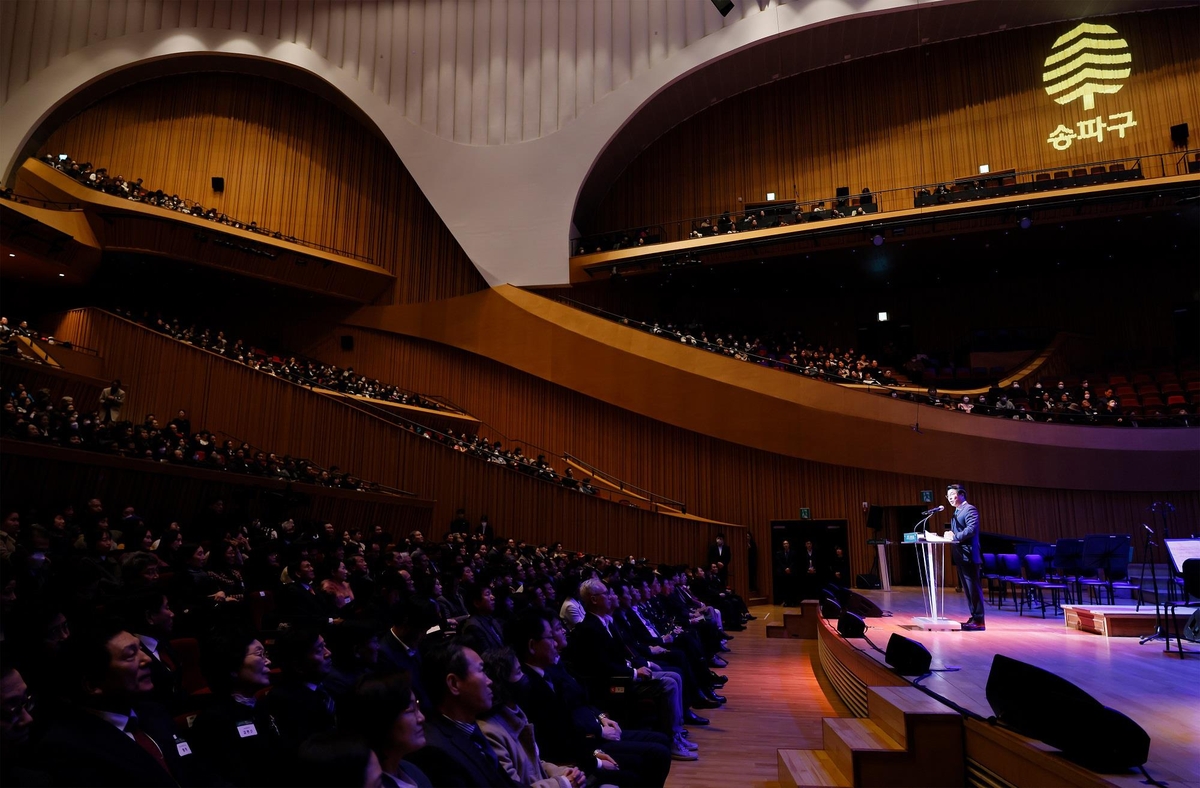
[
  {"xmin": 258, "ymin": 680, "xmax": 336, "ymax": 754},
  {"xmin": 406, "ymin": 714, "xmax": 515, "ymax": 787},
  {"xmin": 275, "ymin": 582, "xmax": 330, "ymax": 628},
  {"xmin": 141, "ymin": 641, "xmax": 185, "ymax": 711},
  {"xmin": 519, "ymin": 667, "xmax": 597, "ymax": 767},
  {"xmin": 949, "ymin": 503, "xmax": 982, "ymax": 565},
  {"xmin": 33, "ymin": 703, "xmax": 213, "ymax": 787},
  {"xmin": 190, "ymin": 695, "xmax": 288, "ymax": 788},
  {"xmin": 567, "ymin": 614, "xmax": 642, "ymax": 694}
]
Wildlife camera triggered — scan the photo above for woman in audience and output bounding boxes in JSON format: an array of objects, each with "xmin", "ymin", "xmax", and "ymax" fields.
[
  {"xmin": 207, "ymin": 539, "xmax": 247, "ymax": 602},
  {"xmin": 319, "ymin": 557, "xmax": 355, "ymax": 611},
  {"xmin": 340, "ymin": 673, "xmax": 433, "ymax": 787}
]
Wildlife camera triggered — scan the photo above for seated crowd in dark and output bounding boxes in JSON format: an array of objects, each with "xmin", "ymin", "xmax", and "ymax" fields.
[
  {"xmin": 0, "ymin": 495, "xmax": 751, "ymax": 787},
  {"xmin": 2, "ymin": 382, "xmax": 385, "ymax": 492},
  {"xmin": 110, "ymin": 308, "xmax": 451, "ymax": 414},
  {"xmin": 39, "ymin": 154, "xmax": 295, "ymax": 241}
]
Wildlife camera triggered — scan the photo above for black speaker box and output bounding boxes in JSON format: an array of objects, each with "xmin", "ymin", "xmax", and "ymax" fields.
[
  {"xmin": 340, "ymin": 335, "xmax": 354, "ymax": 351},
  {"xmin": 835, "ymin": 185, "xmax": 850, "ymax": 208},
  {"xmin": 885, "ymin": 633, "xmax": 932, "ymax": 675},
  {"xmin": 822, "ymin": 583, "xmax": 849, "ymax": 605},
  {"xmin": 837, "ymin": 611, "xmax": 866, "ymax": 638},
  {"xmin": 710, "ymin": 0, "xmax": 734, "ymax": 17},
  {"xmin": 211, "ymin": 176, "xmax": 225, "ymax": 192},
  {"xmin": 845, "ymin": 590, "xmax": 884, "ymax": 617},
  {"xmin": 985, "ymin": 654, "xmax": 1150, "ymax": 771},
  {"xmin": 1170, "ymin": 122, "xmax": 1189, "ymax": 147},
  {"xmin": 820, "ymin": 597, "xmax": 842, "ymax": 620},
  {"xmin": 1184, "ymin": 608, "xmax": 1200, "ymax": 643},
  {"xmin": 855, "ymin": 574, "xmax": 881, "ymax": 590}
]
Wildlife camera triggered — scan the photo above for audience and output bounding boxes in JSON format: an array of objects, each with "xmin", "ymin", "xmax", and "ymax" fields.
[{"xmin": 0, "ymin": 475, "xmax": 750, "ymax": 787}]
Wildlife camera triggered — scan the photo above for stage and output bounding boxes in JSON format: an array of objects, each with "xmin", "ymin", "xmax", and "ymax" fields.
[{"xmin": 813, "ymin": 587, "xmax": 1200, "ymax": 787}]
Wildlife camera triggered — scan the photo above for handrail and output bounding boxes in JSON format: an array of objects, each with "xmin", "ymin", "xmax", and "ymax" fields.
[
  {"xmin": 573, "ymin": 148, "xmax": 1200, "ymax": 255},
  {"xmin": 551, "ymin": 296, "xmax": 1197, "ymax": 430},
  {"xmin": 214, "ymin": 428, "xmax": 416, "ymax": 497},
  {"xmin": 563, "ymin": 452, "xmax": 685, "ymax": 512},
  {"xmin": 0, "ymin": 191, "xmax": 81, "ymax": 210}
]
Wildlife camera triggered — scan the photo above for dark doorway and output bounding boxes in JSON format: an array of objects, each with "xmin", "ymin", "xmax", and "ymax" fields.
[
  {"xmin": 769, "ymin": 519, "xmax": 848, "ymax": 604},
  {"xmin": 866, "ymin": 505, "xmax": 933, "ymax": 586}
]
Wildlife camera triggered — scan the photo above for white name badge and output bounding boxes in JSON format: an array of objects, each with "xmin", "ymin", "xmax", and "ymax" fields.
[
  {"xmin": 237, "ymin": 723, "xmax": 258, "ymax": 738},
  {"xmin": 176, "ymin": 741, "xmax": 192, "ymax": 756}
]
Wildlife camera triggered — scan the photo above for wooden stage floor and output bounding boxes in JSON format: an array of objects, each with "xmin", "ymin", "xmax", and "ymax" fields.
[
  {"xmin": 666, "ymin": 592, "xmax": 1199, "ymax": 788},
  {"xmin": 817, "ymin": 588, "xmax": 1200, "ymax": 787}
]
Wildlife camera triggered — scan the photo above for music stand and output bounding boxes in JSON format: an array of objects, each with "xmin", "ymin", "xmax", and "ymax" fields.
[
  {"xmin": 1082, "ymin": 535, "xmax": 1131, "ymax": 604},
  {"xmin": 1053, "ymin": 538, "xmax": 1085, "ymax": 599}
]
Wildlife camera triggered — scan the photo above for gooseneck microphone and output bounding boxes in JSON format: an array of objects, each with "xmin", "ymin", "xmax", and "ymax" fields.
[{"xmin": 921, "ymin": 505, "xmax": 945, "ymax": 516}]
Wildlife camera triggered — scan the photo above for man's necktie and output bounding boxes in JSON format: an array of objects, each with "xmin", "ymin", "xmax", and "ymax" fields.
[{"xmin": 125, "ymin": 717, "xmax": 173, "ymax": 778}]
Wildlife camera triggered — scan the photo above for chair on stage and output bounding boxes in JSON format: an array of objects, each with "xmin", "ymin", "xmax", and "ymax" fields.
[
  {"xmin": 1165, "ymin": 559, "xmax": 1200, "ymax": 658},
  {"xmin": 996, "ymin": 553, "xmax": 1023, "ymax": 610},
  {"xmin": 1080, "ymin": 535, "xmax": 1133, "ymax": 604},
  {"xmin": 1018, "ymin": 554, "xmax": 1070, "ymax": 618},
  {"xmin": 1051, "ymin": 538, "xmax": 1085, "ymax": 600},
  {"xmin": 981, "ymin": 553, "xmax": 1001, "ymax": 605}
]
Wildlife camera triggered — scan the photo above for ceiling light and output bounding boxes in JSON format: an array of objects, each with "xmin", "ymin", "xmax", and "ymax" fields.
[{"xmin": 58, "ymin": 273, "xmax": 65, "ymax": 277}]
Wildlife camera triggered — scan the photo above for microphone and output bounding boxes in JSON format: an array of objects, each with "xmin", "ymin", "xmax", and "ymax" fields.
[
  {"xmin": 1143, "ymin": 523, "xmax": 1154, "ymax": 534},
  {"xmin": 921, "ymin": 505, "xmax": 945, "ymax": 516}
]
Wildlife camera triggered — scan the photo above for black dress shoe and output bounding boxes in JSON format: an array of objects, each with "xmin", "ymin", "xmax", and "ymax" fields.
[
  {"xmin": 692, "ymin": 697, "xmax": 721, "ymax": 710},
  {"xmin": 704, "ymin": 691, "xmax": 727, "ymax": 704},
  {"xmin": 683, "ymin": 710, "xmax": 710, "ymax": 725},
  {"xmin": 708, "ymin": 672, "xmax": 728, "ymax": 685},
  {"xmin": 961, "ymin": 622, "xmax": 986, "ymax": 631},
  {"xmin": 717, "ymin": 643, "xmax": 732, "ymax": 653}
]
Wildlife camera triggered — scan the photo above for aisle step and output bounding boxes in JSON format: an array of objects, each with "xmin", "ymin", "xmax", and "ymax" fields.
[
  {"xmin": 777, "ymin": 748, "xmax": 850, "ymax": 788},
  {"xmin": 868, "ymin": 686, "xmax": 961, "ymax": 749},
  {"xmin": 822, "ymin": 717, "xmax": 903, "ymax": 779}
]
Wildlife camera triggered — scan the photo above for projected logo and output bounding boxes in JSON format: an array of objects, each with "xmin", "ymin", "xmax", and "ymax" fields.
[{"xmin": 1042, "ymin": 22, "xmax": 1137, "ymax": 152}]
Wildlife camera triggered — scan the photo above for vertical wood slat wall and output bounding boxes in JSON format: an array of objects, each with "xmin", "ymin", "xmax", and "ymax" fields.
[
  {"xmin": 36, "ymin": 72, "xmax": 487, "ymax": 305},
  {"xmin": 38, "ymin": 309, "xmax": 743, "ymax": 595},
  {"xmin": 299, "ymin": 324, "xmax": 1200, "ymax": 589},
  {"xmin": 588, "ymin": 9, "xmax": 1200, "ymax": 234}
]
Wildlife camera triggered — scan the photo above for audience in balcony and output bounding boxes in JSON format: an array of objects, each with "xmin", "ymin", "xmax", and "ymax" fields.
[
  {"xmin": 110, "ymin": 307, "xmax": 452, "ymax": 414},
  {"xmin": 40, "ymin": 154, "xmax": 300, "ymax": 243},
  {"xmin": 0, "ymin": 478, "xmax": 748, "ymax": 784}
]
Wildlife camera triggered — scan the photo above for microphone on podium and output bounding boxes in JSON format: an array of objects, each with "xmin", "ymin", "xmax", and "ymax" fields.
[{"xmin": 921, "ymin": 505, "xmax": 945, "ymax": 516}]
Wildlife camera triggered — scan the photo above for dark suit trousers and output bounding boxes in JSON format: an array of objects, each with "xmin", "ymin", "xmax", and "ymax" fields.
[{"xmin": 961, "ymin": 561, "xmax": 985, "ymax": 621}]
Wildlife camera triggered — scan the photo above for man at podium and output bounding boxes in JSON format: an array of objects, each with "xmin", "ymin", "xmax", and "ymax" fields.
[{"xmin": 946, "ymin": 484, "xmax": 986, "ymax": 631}]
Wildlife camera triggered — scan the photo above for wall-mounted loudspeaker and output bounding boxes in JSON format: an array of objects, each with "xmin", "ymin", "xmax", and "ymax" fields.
[
  {"xmin": 211, "ymin": 176, "xmax": 225, "ymax": 192},
  {"xmin": 985, "ymin": 654, "xmax": 1150, "ymax": 771},
  {"xmin": 884, "ymin": 633, "xmax": 932, "ymax": 675},
  {"xmin": 710, "ymin": 0, "xmax": 734, "ymax": 17},
  {"xmin": 1170, "ymin": 122, "xmax": 1189, "ymax": 147},
  {"xmin": 340, "ymin": 335, "xmax": 354, "ymax": 351}
]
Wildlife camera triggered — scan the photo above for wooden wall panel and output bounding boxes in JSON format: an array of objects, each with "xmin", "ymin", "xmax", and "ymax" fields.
[
  {"xmin": 297, "ymin": 315, "xmax": 1199, "ymax": 599},
  {"xmin": 36, "ymin": 72, "xmax": 487, "ymax": 304},
  {"xmin": 588, "ymin": 8, "xmax": 1200, "ymax": 234},
  {"xmin": 35, "ymin": 308, "xmax": 744, "ymax": 595}
]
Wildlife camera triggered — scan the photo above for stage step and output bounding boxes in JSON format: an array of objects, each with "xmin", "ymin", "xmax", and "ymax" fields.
[
  {"xmin": 822, "ymin": 717, "xmax": 903, "ymax": 780},
  {"xmin": 777, "ymin": 748, "xmax": 850, "ymax": 788},
  {"xmin": 867, "ymin": 686, "xmax": 961, "ymax": 750},
  {"xmin": 765, "ymin": 601, "xmax": 822, "ymax": 639}
]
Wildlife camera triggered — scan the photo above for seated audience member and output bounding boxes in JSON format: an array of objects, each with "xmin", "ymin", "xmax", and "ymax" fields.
[
  {"xmin": 479, "ymin": 647, "xmax": 587, "ymax": 788},
  {"xmin": 32, "ymin": 618, "xmax": 215, "ymax": 787},
  {"xmin": 510, "ymin": 610, "xmax": 672, "ymax": 787},
  {"xmin": 406, "ymin": 640, "xmax": 517, "ymax": 787},
  {"xmin": 259, "ymin": 628, "xmax": 337, "ymax": 754},
  {"xmin": 191, "ymin": 629, "xmax": 288, "ymax": 787},
  {"xmin": 460, "ymin": 583, "xmax": 506, "ymax": 655},
  {"xmin": 1, "ymin": 657, "xmax": 46, "ymax": 786},
  {"xmin": 567, "ymin": 579, "xmax": 694, "ymax": 761},
  {"xmin": 118, "ymin": 590, "xmax": 185, "ymax": 712},
  {"xmin": 320, "ymin": 556, "xmax": 356, "ymax": 612},
  {"xmin": 276, "ymin": 557, "xmax": 333, "ymax": 628},
  {"xmin": 340, "ymin": 673, "xmax": 434, "ymax": 787},
  {"xmin": 323, "ymin": 621, "xmax": 382, "ymax": 705},
  {"xmin": 295, "ymin": 732, "xmax": 384, "ymax": 788}
]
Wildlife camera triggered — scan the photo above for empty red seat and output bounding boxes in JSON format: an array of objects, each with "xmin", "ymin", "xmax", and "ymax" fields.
[
  {"xmin": 1167, "ymin": 394, "xmax": 1187, "ymax": 406},
  {"xmin": 1114, "ymin": 385, "xmax": 1137, "ymax": 397},
  {"xmin": 1182, "ymin": 370, "xmax": 1200, "ymax": 382},
  {"xmin": 1071, "ymin": 168, "xmax": 1088, "ymax": 178},
  {"xmin": 1109, "ymin": 373, "xmax": 1128, "ymax": 385},
  {"xmin": 1131, "ymin": 372, "xmax": 1153, "ymax": 384},
  {"xmin": 1185, "ymin": 380, "xmax": 1200, "ymax": 393},
  {"xmin": 1110, "ymin": 163, "xmax": 1126, "ymax": 173},
  {"xmin": 1141, "ymin": 394, "xmax": 1164, "ymax": 408},
  {"xmin": 1054, "ymin": 171, "xmax": 1070, "ymax": 180},
  {"xmin": 1135, "ymin": 383, "xmax": 1160, "ymax": 395},
  {"xmin": 1161, "ymin": 382, "xmax": 1183, "ymax": 394},
  {"xmin": 1090, "ymin": 166, "xmax": 1106, "ymax": 175},
  {"xmin": 1035, "ymin": 172, "xmax": 1052, "ymax": 182}
]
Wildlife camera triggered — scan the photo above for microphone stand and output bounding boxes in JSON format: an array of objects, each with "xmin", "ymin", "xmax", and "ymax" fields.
[{"xmin": 1137, "ymin": 529, "xmax": 1167, "ymax": 646}]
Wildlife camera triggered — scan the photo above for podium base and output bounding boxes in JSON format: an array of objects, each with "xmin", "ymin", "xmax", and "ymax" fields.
[{"xmin": 912, "ymin": 616, "xmax": 962, "ymax": 631}]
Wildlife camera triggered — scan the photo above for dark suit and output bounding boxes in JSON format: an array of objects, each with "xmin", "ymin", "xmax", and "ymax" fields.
[
  {"xmin": 258, "ymin": 679, "xmax": 337, "ymax": 754},
  {"xmin": 33, "ymin": 703, "xmax": 212, "ymax": 787},
  {"xmin": 949, "ymin": 502, "xmax": 985, "ymax": 622},
  {"xmin": 774, "ymin": 548, "xmax": 798, "ymax": 604},
  {"xmin": 190, "ymin": 695, "xmax": 289, "ymax": 787},
  {"xmin": 706, "ymin": 543, "xmax": 730, "ymax": 585},
  {"xmin": 140, "ymin": 640, "xmax": 185, "ymax": 712},
  {"xmin": 406, "ymin": 714, "xmax": 516, "ymax": 787},
  {"xmin": 275, "ymin": 582, "xmax": 330, "ymax": 628}
]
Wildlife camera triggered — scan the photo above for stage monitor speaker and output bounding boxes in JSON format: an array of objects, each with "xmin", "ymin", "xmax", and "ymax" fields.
[
  {"xmin": 837, "ymin": 611, "xmax": 866, "ymax": 638},
  {"xmin": 710, "ymin": 0, "xmax": 734, "ymax": 17},
  {"xmin": 1170, "ymin": 122, "xmax": 1189, "ymax": 147},
  {"xmin": 846, "ymin": 591, "xmax": 884, "ymax": 617},
  {"xmin": 340, "ymin": 335, "xmax": 354, "ymax": 351},
  {"xmin": 985, "ymin": 654, "xmax": 1150, "ymax": 771},
  {"xmin": 211, "ymin": 176, "xmax": 225, "ymax": 192},
  {"xmin": 884, "ymin": 633, "xmax": 932, "ymax": 675},
  {"xmin": 855, "ymin": 574, "xmax": 881, "ymax": 590},
  {"xmin": 1184, "ymin": 609, "xmax": 1200, "ymax": 642},
  {"xmin": 820, "ymin": 597, "xmax": 842, "ymax": 620},
  {"xmin": 822, "ymin": 583, "xmax": 849, "ymax": 605}
]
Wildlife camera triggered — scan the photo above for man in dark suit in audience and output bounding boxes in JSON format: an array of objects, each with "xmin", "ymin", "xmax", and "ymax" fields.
[
  {"xmin": 775, "ymin": 540, "xmax": 798, "ymax": 605},
  {"xmin": 120, "ymin": 590, "xmax": 185, "ymax": 712},
  {"xmin": 259, "ymin": 628, "xmax": 338, "ymax": 754},
  {"xmin": 706, "ymin": 534, "xmax": 730, "ymax": 587},
  {"xmin": 407, "ymin": 640, "xmax": 516, "ymax": 787},
  {"xmin": 32, "ymin": 618, "xmax": 214, "ymax": 787},
  {"xmin": 276, "ymin": 557, "xmax": 331, "ymax": 628}
]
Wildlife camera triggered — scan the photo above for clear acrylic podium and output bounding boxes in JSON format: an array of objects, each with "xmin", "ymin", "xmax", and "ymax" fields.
[{"xmin": 908, "ymin": 532, "xmax": 962, "ymax": 631}]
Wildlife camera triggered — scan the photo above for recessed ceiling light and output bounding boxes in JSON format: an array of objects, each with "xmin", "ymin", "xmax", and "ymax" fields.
[
  {"xmin": 58, "ymin": 273, "xmax": 65, "ymax": 277},
  {"xmin": 7, "ymin": 253, "xmax": 14, "ymax": 258}
]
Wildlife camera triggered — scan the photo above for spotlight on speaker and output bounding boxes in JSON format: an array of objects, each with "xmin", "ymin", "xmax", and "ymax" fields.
[
  {"xmin": 710, "ymin": 0, "xmax": 734, "ymax": 17},
  {"xmin": 884, "ymin": 633, "xmax": 932, "ymax": 676},
  {"xmin": 837, "ymin": 611, "xmax": 866, "ymax": 638},
  {"xmin": 985, "ymin": 654, "xmax": 1150, "ymax": 771}
]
